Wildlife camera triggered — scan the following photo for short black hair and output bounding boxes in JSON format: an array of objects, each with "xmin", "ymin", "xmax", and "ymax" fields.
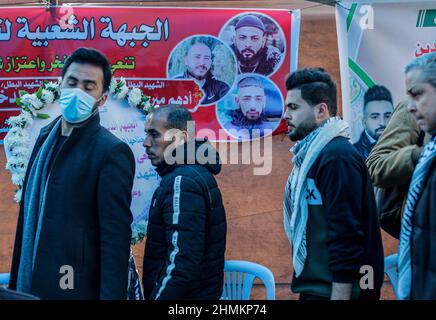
[
  {"xmin": 285, "ymin": 68, "xmax": 337, "ymax": 116},
  {"xmin": 153, "ymin": 104, "xmax": 193, "ymax": 131},
  {"xmin": 62, "ymin": 47, "xmax": 112, "ymax": 93},
  {"xmin": 363, "ymin": 85, "xmax": 393, "ymax": 109}
]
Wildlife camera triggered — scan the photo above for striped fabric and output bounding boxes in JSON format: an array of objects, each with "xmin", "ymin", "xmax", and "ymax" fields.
[
  {"xmin": 398, "ymin": 136, "xmax": 436, "ymax": 300},
  {"xmin": 283, "ymin": 117, "xmax": 350, "ymax": 277},
  {"xmin": 155, "ymin": 176, "xmax": 182, "ymax": 299}
]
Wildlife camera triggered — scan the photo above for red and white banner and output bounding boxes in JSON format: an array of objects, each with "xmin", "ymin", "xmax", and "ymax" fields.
[{"xmin": 0, "ymin": 6, "xmax": 300, "ymax": 142}]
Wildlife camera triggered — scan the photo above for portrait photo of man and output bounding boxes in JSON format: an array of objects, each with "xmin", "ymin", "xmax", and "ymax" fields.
[
  {"xmin": 224, "ymin": 14, "xmax": 284, "ymax": 76},
  {"xmin": 354, "ymin": 85, "xmax": 394, "ymax": 159},
  {"xmin": 218, "ymin": 75, "xmax": 282, "ymax": 140},
  {"xmin": 170, "ymin": 39, "xmax": 234, "ymax": 105}
]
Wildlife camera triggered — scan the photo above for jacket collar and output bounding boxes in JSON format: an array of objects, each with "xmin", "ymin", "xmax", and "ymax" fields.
[
  {"xmin": 359, "ymin": 130, "xmax": 376, "ymax": 148},
  {"xmin": 39, "ymin": 112, "xmax": 101, "ymax": 142},
  {"xmin": 155, "ymin": 139, "xmax": 221, "ymax": 177}
]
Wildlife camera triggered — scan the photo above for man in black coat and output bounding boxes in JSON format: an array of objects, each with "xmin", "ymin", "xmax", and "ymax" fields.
[
  {"xmin": 9, "ymin": 48, "xmax": 135, "ymax": 299},
  {"xmin": 397, "ymin": 52, "xmax": 436, "ymax": 299},
  {"xmin": 283, "ymin": 68, "xmax": 384, "ymax": 300},
  {"xmin": 142, "ymin": 105, "xmax": 227, "ymax": 300}
]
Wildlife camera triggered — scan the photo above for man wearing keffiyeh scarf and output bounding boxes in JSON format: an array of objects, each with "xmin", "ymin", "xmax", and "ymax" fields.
[
  {"xmin": 282, "ymin": 68, "xmax": 384, "ymax": 300},
  {"xmin": 397, "ymin": 52, "xmax": 436, "ymax": 300}
]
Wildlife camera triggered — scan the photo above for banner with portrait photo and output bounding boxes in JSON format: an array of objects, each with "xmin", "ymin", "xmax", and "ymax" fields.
[
  {"xmin": 0, "ymin": 6, "xmax": 300, "ymax": 142},
  {"xmin": 336, "ymin": 1, "xmax": 436, "ymax": 142},
  {"xmin": 0, "ymin": 6, "xmax": 300, "ymax": 228}
]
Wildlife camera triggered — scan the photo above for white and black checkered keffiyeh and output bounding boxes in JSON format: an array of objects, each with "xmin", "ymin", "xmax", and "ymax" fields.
[{"xmin": 283, "ymin": 117, "xmax": 350, "ymax": 277}]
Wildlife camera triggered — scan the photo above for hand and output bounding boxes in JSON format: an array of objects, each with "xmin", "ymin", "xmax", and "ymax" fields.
[{"xmin": 330, "ymin": 282, "xmax": 353, "ymax": 300}]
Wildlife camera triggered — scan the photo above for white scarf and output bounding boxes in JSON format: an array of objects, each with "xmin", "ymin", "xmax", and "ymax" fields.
[{"xmin": 283, "ymin": 117, "xmax": 350, "ymax": 277}]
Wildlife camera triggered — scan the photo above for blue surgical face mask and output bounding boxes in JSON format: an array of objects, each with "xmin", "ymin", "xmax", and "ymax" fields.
[{"xmin": 59, "ymin": 88, "xmax": 102, "ymax": 124}]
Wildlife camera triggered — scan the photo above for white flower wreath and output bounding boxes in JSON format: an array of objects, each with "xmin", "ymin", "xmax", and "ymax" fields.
[{"xmin": 4, "ymin": 77, "xmax": 158, "ymax": 245}]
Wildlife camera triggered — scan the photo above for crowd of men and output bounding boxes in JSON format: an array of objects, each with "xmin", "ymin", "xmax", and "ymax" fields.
[{"xmin": 1, "ymin": 47, "xmax": 435, "ymax": 300}]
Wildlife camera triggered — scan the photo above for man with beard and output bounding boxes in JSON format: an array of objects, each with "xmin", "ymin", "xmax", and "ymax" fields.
[
  {"xmin": 174, "ymin": 42, "xmax": 230, "ymax": 105},
  {"xmin": 354, "ymin": 85, "xmax": 394, "ymax": 159},
  {"xmin": 231, "ymin": 14, "xmax": 282, "ymax": 76},
  {"xmin": 282, "ymin": 68, "xmax": 384, "ymax": 300},
  {"xmin": 224, "ymin": 76, "xmax": 276, "ymax": 139}
]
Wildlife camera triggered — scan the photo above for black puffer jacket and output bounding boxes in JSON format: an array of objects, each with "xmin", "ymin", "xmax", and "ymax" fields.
[{"xmin": 142, "ymin": 140, "xmax": 227, "ymax": 300}]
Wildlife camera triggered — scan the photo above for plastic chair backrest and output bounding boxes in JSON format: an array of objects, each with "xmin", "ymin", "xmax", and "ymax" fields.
[
  {"xmin": 0, "ymin": 273, "xmax": 10, "ymax": 288},
  {"xmin": 221, "ymin": 260, "xmax": 275, "ymax": 300},
  {"xmin": 384, "ymin": 254, "xmax": 399, "ymax": 299}
]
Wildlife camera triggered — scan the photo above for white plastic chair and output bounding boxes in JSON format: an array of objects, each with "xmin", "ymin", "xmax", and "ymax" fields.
[
  {"xmin": 0, "ymin": 273, "xmax": 10, "ymax": 288},
  {"xmin": 221, "ymin": 260, "xmax": 275, "ymax": 300}
]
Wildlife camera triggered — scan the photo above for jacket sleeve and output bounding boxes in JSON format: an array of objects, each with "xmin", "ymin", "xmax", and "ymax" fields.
[
  {"xmin": 315, "ymin": 153, "xmax": 366, "ymax": 283},
  {"xmin": 97, "ymin": 143, "xmax": 135, "ymax": 299},
  {"xmin": 366, "ymin": 101, "xmax": 422, "ymax": 188},
  {"xmin": 152, "ymin": 175, "xmax": 207, "ymax": 300}
]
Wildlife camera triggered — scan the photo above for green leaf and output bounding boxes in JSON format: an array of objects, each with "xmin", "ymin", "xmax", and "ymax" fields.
[
  {"xmin": 15, "ymin": 98, "xmax": 22, "ymax": 107},
  {"xmin": 36, "ymin": 113, "xmax": 50, "ymax": 119},
  {"xmin": 19, "ymin": 90, "xmax": 29, "ymax": 97},
  {"xmin": 36, "ymin": 87, "xmax": 43, "ymax": 99}
]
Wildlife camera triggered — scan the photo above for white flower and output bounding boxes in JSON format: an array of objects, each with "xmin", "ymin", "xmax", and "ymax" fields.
[
  {"xmin": 11, "ymin": 173, "xmax": 24, "ymax": 186},
  {"xmin": 115, "ymin": 84, "xmax": 129, "ymax": 100},
  {"xmin": 41, "ymin": 89, "xmax": 55, "ymax": 105},
  {"xmin": 11, "ymin": 111, "xmax": 33, "ymax": 126},
  {"xmin": 44, "ymin": 81, "xmax": 60, "ymax": 92},
  {"xmin": 127, "ymin": 88, "xmax": 142, "ymax": 107},
  {"xmin": 109, "ymin": 78, "xmax": 117, "ymax": 95},
  {"xmin": 21, "ymin": 93, "xmax": 43, "ymax": 111},
  {"xmin": 10, "ymin": 146, "xmax": 29, "ymax": 157},
  {"xmin": 14, "ymin": 188, "xmax": 22, "ymax": 203},
  {"xmin": 131, "ymin": 220, "xmax": 148, "ymax": 245},
  {"xmin": 6, "ymin": 127, "xmax": 29, "ymax": 143},
  {"xmin": 18, "ymin": 111, "xmax": 34, "ymax": 126},
  {"xmin": 5, "ymin": 115, "xmax": 22, "ymax": 127},
  {"xmin": 5, "ymin": 130, "xmax": 30, "ymax": 152},
  {"xmin": 7, "ymin": 155, "xmax": 25, "ymax": 168}
]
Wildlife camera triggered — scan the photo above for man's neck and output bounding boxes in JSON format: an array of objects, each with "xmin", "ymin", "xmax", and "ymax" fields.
[
  {"xmin": 61, "ymin": 119, "xmax": 78, "ymax": 137},
  {"xmin": 61, "ymin": 110, "xmax": 98, "ymax": 136},
  {"xmin": 187, "ymin": 70, "xmax": 208, "ymax": 88},
  {"xmin": 194, "ymin": 78, "xmax": 206, "ymax": 88}
]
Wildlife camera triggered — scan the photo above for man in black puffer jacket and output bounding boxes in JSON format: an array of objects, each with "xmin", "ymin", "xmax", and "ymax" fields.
[{"xmin": 142, "ymin": 104, "xmax": 227, "ymax": 300}]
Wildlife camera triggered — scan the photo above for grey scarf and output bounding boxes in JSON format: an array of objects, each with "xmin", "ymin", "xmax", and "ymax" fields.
[{"xmin": 16, "ymin": 119, "xmax": 62, "ymax": 293}]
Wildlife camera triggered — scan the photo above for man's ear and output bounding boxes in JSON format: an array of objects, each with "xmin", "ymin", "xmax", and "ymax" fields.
[
  {"xmin": 361, "ymin": 116, "xmax": 367, "ymax": 127},
  {"xmin": 181, "ymin": 130, "xmax": 188, "ymax": 143},
  {"xmin": 173, "ymin": 130, "xmax": 188, "ymax": 146},
  {"xmin": 97, "ymin": 92, "xmax": 108, "ymax": 108},
  {"xmin": 314, "ymin": 102, "xmax": 330, "ymax": 122},
  {"xmin": 235, "ymin": 96, "xmax": 239, "ymax": 106}
]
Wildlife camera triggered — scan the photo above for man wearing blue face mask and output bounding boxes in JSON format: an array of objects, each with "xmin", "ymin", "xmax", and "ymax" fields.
[{"xmin": 9, "ymin": 48, "xmax": 135, "ymax": 300}]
